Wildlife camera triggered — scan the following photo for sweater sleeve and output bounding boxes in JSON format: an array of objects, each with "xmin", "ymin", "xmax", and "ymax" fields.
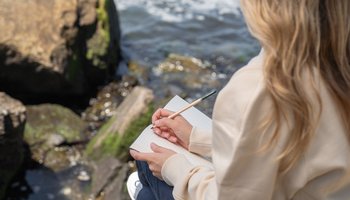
[
  {"xmin": 188, "ymin": 127, "xmax": 212, "ymax": 158},
  {"xmin": 161, "ymin": 53, "xmax": 285, "ymax": 200}
]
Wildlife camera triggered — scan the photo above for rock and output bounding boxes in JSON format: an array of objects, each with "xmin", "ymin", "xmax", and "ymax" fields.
[
  {"xmin": 0, "ymin": 92, "xmax": 26, "ymax": 198},
  {"xmin": 46, "ymin": 134, "xmax": 66, "ymax": 147},
  {"xmin": 90, "ymin": 157, "xmax": 122, "ymax": 195},
  {"xmin": 82, "ymin": 75, "xmax": 138, "ymax": 132},
  {"xmin": 86, "ymin": 86, "xmax": 154, "ymax": 159},
  {"xmin": 102, "ymin": 86, "xmax": 153, "ymax": 137},
  {"xmin": 155, "ymin": 53, "xmax": 211, "ymax": 73},
  {"xmin": 0, "ymin": 0, "xmax": 121, "ymax": 100},
  {"xmin": 154, "ymin": 54, "xmax": 221, "ymax": 91},
  {"xmin": 79, "ymin": 0, "xmax": 97, "ymax": 26},
  {"xmin": 103, "ymin": 164, "xmax": 129, "ymax": 200},
  {"xmin": 89, "ymin": 157, "xmax": 129, "ymax": 200},
  {"xmin": 24, "ymin": 104, "xmax": 86, "ymax": 170},
  {"xmin": 128, "ymin": 61, "xmax": 150, "ymax": 83},
  {"xmin": 43, "ymin": 146, "xmax": 82, "ymax": 172}
]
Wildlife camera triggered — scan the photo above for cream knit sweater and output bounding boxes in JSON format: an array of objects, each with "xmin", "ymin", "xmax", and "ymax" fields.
[{"xmin": 161, "ymin": 51, "xmax": 350, "ymax": 200}]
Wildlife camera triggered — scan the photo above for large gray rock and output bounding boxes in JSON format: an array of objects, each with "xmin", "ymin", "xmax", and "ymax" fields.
[
  {"xmin": 0, "ymin": 92, "xmax": 26, "ymax": 198},
  {"xmin": 24, "ymin": 104, "xmax": 87, "ymax": 171},
  {"xmin": 0, "ymin": 0, "xmax": 121, "ymax": 98}
]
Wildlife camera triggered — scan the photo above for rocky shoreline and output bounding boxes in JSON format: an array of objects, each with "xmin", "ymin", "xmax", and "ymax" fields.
[
  {"xmin": 0, "ymin": 0, "xmax": 229, "ymax": 199},
  {"xmin": 0, "ymin": 0, "xmax": 132, "ymax": 199}
]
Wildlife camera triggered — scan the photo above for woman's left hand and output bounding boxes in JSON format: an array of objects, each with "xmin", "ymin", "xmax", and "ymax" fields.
[{"xmin": 130, "ymin": 143, "xmax": 176, "ymax": 180}]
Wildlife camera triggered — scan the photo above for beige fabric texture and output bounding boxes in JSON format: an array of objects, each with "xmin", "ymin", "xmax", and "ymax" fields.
[{"xmin": 160, "ymin": 52, "xmax": 350, "ymax": 200}]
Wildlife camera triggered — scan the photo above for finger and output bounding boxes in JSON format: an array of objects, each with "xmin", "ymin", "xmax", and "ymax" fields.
[
  {"xmin": 150, "ymin": 143, "xmax": 165, "ymax": 153},
  {"xmin": 153, "ymin": 129, "xmax": 171, "ymax": 140},
  {"xmin": 150, "ymin": 143, "xmax": 173, "ymax": 154},
  {"xmin": 154, "ymin": 117, "xmax": 177, "ymax": 130},
  {"xmin": 148, "ymin": 163, "xmax": 156, "ymax": 172},
  {"xmin": 153, "ymin": 127, "xmax": 172, "ymax": 135},
  {"xmin": 158, "ymin": 132, "xmax": 174, "ymax": 141},
  {"xmin": 152, "ymin": 172, "xmax": 162, "ymax": 179},
  {"xmin": 159, "ymin": 126, "xmax": 172, "ymax": 132},
  {"xmin": 168, "ymin": 135, "xmax": 178, "ymax": 143},
  {"xmin": 129, "ymin": 149, "xmax": 154, "ymax": 162},
  {"xmin": 153, "ymin": 127, "xmax": 161, "ymax": 135},
  {"xmin": 162, "ymin": 132, "xmax": 170, "ymax": 138},
  {"xmin": 151, "ymin": 108, "xmax": 163, "ymax": 124},
  {"xmin": 152, "ymin": 108, "xmax": 175, "ymax": 124}
]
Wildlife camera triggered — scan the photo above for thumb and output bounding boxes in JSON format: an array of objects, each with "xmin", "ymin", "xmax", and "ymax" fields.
[{"xmin": 151, "ymin": 143, "xmax": 169, "ymax": 153}]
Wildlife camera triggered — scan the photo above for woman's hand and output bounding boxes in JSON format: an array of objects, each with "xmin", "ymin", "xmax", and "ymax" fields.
[
  {"xmin": 152, "ymin": 108, "xmax": 192, "ymax": 149},
  {"xmin": 130, "ymin": 143, "xmax": 176, "ymax": 180}
]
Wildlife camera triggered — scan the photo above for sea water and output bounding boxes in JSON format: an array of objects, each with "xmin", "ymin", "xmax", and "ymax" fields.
[{"xmin": 115, "ymin": 0, "xmax": 260, "ymax": 113}]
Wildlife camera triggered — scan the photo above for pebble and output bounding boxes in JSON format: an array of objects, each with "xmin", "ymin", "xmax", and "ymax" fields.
[
  {"xmin": 61, "ymin": 187, "xmax": 72, "ymax": 195},
  {"xmin": 77, "ymin": 170, "xmax": 90, "ymax": 181}
]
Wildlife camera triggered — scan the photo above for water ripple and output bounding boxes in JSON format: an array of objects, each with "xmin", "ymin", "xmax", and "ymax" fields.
[{"xmin": 116, "ymin": 0, "xmax": 241, "ymax": 22}]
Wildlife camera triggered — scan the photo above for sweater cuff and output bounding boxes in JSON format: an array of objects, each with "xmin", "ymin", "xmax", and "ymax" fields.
[{"xmin": 161, "ymin": 154, "xmax": 194, "ymax": 186}]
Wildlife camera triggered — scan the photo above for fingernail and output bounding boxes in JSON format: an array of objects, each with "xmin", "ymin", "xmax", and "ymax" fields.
[{"xmin": 155, "ymin": 120, "xmax": 159, "ymax": 125}]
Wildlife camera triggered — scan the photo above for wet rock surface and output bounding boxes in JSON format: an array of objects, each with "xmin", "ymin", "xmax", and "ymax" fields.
[
  {"xmin": 82, "ymin": 75, "xmax": 138, "ymax": 135},
  {"xmin": 154, "ymin": 54, "xmax": 222, "ymax": 92}
]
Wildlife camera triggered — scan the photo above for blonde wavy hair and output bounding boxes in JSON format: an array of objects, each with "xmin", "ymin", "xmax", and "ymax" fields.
[{"xmin": 240, "ymin": 0, "xmax": 350, "ymax": 173}]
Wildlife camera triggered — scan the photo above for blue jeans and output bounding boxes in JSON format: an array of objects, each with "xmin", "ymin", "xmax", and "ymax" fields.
[{"xmin": 136, "ymin": 160, "xmax": 174, "ymax": 200}]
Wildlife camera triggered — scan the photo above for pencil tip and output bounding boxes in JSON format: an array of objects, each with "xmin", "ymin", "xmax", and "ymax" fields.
[{"xmin": 201, "ymin": 89, "xmax": 217, "ymax": 100}]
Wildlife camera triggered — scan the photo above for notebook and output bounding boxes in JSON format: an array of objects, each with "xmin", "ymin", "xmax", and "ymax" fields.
[{"xmin": 130, "ymin": 95, "xmax": 213, "ymax": 167}]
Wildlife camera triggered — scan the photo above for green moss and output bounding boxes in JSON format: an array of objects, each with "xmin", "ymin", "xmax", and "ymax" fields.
[
  {"xmin": 24, "ymin": 104, "xmax": 85, "ymax": 145},
  {"xmin": 85, "ymin": 115, "xmax": 115, "ymax": 156},
  {"xmin": 85, "ymin": 104, "xmax": 154, "ymax": 161},
  {"xmin": 115, "ymin": 104, "xmax": 154, "ymax": 160},
  {"xmin": 86, "ymin": 0, "xmax": 110, "ymax": 69}
]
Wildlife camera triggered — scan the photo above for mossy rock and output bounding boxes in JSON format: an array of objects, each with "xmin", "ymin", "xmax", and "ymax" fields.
[
  {"xmin": 25, "ymin": 104, "xmax": 86, "ymax": 144},
  {"xmin": 86, "ymin": 0, "xmax": 112, "ymax": 69},
  {"xmin": 86, "ymin": 104, "xmax": 154, "ymax": 161},
  {"xmin": 85, "ymin": 86, "xmax": 154, "ymax": 161}
]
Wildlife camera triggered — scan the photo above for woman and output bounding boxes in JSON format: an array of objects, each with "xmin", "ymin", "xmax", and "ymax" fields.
[{"xmin": 130, "ymin": 0, "xmax": 350, "ymax": 199}]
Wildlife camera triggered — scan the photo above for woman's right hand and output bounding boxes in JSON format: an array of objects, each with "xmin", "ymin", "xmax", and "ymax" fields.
[{"xmin": 151, "ymin": 108, "xmax": 192, "ymax": 149}]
